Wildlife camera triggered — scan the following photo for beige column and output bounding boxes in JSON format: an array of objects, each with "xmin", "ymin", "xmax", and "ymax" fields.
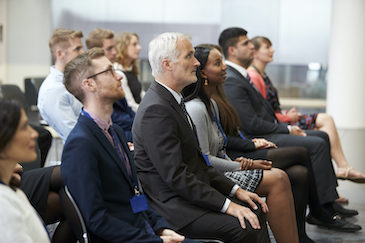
[{"xmin": 327, "ymin": 0, "xmax": 365, "ymax": 129}]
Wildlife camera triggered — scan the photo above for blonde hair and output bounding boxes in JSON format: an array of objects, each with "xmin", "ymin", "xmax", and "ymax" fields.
[
  {"xmin": 115, "ymin": 32, "xmax": 139, "ymax": 75},
  {"xmin": 49, "ymin": 28, "xmax": 83, "ymax": 62},
  {"xmin": 86, "ymin": 28, "xmax": 114, "ymax": 49}
]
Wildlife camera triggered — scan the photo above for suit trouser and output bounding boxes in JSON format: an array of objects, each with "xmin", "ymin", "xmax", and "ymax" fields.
[
  {"xmin": 178, "ymin": 201, "xmax": 270, "ymax": 243},
  {"xmin": 261, "ymin": 130, "xmax": 338, "ymax": 205}
]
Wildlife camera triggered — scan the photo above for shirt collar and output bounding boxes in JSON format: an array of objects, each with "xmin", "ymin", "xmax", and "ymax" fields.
[
  {"xmin": 225, "ymin": 60, "xmax": 248, "ymax": 79},
  {"xmin": 83, "ymin": 108, "xmax": 112, "ymax": 132},
  {"xmin": 50, "ymin": 66, "xmax": 64, "ymax": 81},
  {"xmin": 155, "ymin": 80, "xmax": 183, "ymax": 104}
]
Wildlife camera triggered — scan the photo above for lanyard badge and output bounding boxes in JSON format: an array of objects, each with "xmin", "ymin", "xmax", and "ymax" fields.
[{"xmin": 130, "ymin": 186, "xmax": 149, "ymax": 214}]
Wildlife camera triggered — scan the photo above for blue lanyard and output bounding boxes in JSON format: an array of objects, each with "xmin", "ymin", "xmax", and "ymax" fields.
[
  {"xmin": 211, "ymin": 104, "xmax": 227, "ymax": 148},
  {"xmin": 0, "ymin": 179, "xmax": 4, "ymax": 185},
  {"xmin": 238, "ymin": 131, "xmax": 247, "ymax": 140}
]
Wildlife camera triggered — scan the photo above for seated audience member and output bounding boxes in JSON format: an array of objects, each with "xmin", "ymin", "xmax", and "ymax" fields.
[
  {"xmin": 0, "ymin": 99, "xmax": 50, "ymax": 242},
  {"xmin": 114, "ymin": 32, "xmax": 145, "ymax": 112},
  {"xmin": 183, "ymin": 44, "xmax": 300, "ymax": 243},
  {"xmin": 247, "ymin": 36, "xmax": 365, "ymax": 183},
  {"xmin": 87, "ymin": 28, "xmax": 136, "ymax": 141},
  {"xmin": 133, "ymin": 32, "xmax": 271, "ymax": 243},
  {"xmin": 184, "ymin": 44, "xmax": 318, "ymax": 242},
  {"xmin": 61, "ymin": 48, "xmax": 195, "ymax": 242},
  {"xmin": 86, "ymin": 28, "xmax": 117, "ymax": 63},
  {"xmin": 38, "ymin": 28, "xmax": 84, "ymax": 143},
  {"xmin": 12, "ymin": 163, "xmax": 71, "ymax": 242},
  {"xmin": 219, "ymin": 27, "xmax": 361, "ymax": 232}
]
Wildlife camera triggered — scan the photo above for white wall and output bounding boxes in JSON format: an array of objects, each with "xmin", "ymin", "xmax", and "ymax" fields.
[
  {"xmin": 0, "ymin": 0, "xmax": 7, "ymax": 84},
  {"xmin": 3, "ymin": 0, "xmax": 51, "ymax": 90},
  {"xmin": 221, "ymin": 0, "xmax": 331, "ymax": 65},
  {"xmin": 52, "ymin": 0, "xmax": 221, "ymax": 25},
  {"xmin": 2, "ymin": 0, "xmax": 332, "ymax": 88}
]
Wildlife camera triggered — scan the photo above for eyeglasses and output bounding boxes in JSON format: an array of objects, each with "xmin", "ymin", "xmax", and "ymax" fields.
[{"xmin": 87, "ymin": 67, "xmax": 116, "ymax": 79}]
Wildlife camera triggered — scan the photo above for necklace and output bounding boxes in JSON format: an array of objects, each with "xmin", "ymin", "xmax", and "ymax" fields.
[{"xmin": 250, "ymin": 64, "xmax": 267, "ymax": 78}]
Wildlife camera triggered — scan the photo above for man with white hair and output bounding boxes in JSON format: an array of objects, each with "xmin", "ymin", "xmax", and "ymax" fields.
[{"xmin": 132, "ymin": 32, "xmax": 270, "ymax": 243}]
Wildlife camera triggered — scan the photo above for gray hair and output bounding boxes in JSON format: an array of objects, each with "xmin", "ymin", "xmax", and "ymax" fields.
[{"xmin": 148, "ymin": 32, "xmax": 191, "ymax": 77}]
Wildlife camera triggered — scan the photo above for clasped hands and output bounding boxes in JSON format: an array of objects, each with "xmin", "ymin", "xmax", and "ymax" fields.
[
  {"xmin": 252, "ymin": 138, "xmax": 277, "ymax": 149},
  {"xmin": 286, "ymin": 107, "xmax": 302, "ymax": 122},
  {"xmin": 234, "ymin": 157, "xmax": 272, "ymax": 170}
]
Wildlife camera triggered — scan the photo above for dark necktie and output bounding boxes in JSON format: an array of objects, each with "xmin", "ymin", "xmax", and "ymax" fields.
[
  {"xmin": 108, "ymin": 126, "xmax": 132, "ymax": 175},
  {"xmin": 180, "ymin": 99, "xmax": 192, "ymax": 127}
]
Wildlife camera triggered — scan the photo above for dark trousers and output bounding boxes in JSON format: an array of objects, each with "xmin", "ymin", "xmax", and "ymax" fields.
[
  {"xmin": 178, "ymin": 201, "xmax": 270, "ymax": 243},
  {"xmin": 261, "ymin": 130, "xmax": 338, "ymax": 205}
]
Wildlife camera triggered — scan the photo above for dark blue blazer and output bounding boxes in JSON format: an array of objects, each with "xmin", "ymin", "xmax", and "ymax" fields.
[
  {"xmin": 61, "ymin": 115, "xmax": 168, "ymax": 243},
  {"xmin": 111, "ymin": 98, "xmax": 135, "ymax": 142}
]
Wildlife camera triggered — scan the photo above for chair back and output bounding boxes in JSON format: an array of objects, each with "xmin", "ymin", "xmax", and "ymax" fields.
[
  {"xmin": 59, "ymin": 186, "xmax": 89, "ymax": 243},
  {"xmin": 0, "ymin": 84, "xmax": 28, "ymax": 109}
]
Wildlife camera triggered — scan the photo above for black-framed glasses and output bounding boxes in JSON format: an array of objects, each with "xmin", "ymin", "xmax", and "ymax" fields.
[{"xmin": 87, "ymin": 67, "xmax": 116, "ymax": 79}]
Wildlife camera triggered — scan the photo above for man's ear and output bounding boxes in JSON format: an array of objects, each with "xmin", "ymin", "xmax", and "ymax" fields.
[
  {"xmin": 161, "ymin": 58, "xmax": 173, "ymax": 72},
  {"xmin": 56, "ymin": 49, "xmax": 63, "ymax": 60},
  {"xmin": 81, "ymin": 78, "xmax": 96, "ymax": 92},
  {"xmin": 228, "ymin": 46, "xmax": 236, "ymax": 58}
]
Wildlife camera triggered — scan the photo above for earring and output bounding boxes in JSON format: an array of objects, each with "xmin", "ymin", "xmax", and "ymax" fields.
[{"xmin": 203, "ymin": 78, "xmax": 208, "ymax": 86}]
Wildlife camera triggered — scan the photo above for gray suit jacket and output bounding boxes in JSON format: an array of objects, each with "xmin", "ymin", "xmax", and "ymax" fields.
[{"xmin": 132, "ymin": 81, "xmax": 236, "ymax": 229}]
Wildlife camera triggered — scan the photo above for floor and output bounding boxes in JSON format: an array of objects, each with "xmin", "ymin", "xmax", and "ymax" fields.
[
  {"xmin": 46, "ymin": 128, "xmax": 365, "ymax": 243},
  {"xmin": 304, "ymin": 128, "xmax": 365, "ymax": 243}
]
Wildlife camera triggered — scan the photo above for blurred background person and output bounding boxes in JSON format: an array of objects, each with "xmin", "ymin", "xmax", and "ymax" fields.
[
  {"xmin": 247, "ymin": 36, "xmax": 365, "ymax": 183},
  {"xmin": 0, "ymin": 99, "xmax": 50, "ymax": 243},
  {"xmin": 114, "ymin": 32, "xmax": 145, "ymax": 112}
]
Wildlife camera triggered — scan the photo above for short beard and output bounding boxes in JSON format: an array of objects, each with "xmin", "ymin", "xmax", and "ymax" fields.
[{"xmin": 239, "ymin": 57, "xmax": 253, "ymax": 69}]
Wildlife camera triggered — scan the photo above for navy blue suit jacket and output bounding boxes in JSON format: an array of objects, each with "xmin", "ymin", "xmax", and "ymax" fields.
[
  {"xmin": 111, "ymin": 98, "xmax": 135, "ymax": 142},
  {"xmin": 61, "ymin": 115, "xmax": 168, "ymax": 242}
]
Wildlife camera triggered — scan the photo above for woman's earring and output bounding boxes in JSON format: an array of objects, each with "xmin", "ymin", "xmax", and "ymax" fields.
[{"xmin": 203, "ymin": 78, "xmax": 208, "ymax": 86}]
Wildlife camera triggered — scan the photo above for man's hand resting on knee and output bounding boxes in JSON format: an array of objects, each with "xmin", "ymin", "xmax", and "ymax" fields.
[{"xmin": 226, "ymin": 188, "xmax": 268, "ymax": 230}]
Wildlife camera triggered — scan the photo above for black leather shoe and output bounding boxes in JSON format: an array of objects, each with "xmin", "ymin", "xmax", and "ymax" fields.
[
  {"xmin": 306, "ymin": 214, "xmax": 362, "ymax": 232},
  {"xmin": 332, "ymin": 202, "xmax": 358, "ymax": 217}
]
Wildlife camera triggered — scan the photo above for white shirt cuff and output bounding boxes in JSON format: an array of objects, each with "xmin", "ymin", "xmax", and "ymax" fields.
[
  {"xmin": 287, "ymin": 125, "xmax": 291, "ymax": 133},
  {"xmin": 230, "ymin": 184, "xmax": 240, "ymax": 197},
  {"xmin": 221, "ymin": 198, "xmax": 231, "ymax": 213}
]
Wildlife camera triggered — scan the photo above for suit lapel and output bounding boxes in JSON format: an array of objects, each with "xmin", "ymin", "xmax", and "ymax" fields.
[
  {"xmin": 150, "ymin": 81, "xmax": 192, "ymax": 130},
  {"xmin": 150, "ymin": 81, "xmax": 202, "ymax": 153},
  {"xmin": 227, "ymin": 66, "xmax": 278, "ymax": 122},
  {"xmin": 80, "ymin": 116, "xmax": 134, "ymax": 187}
]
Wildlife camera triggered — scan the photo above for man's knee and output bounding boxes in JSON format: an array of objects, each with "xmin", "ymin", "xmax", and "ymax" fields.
[{"xmin": 307, "ymin": 130, "xmax": 330, "ymax": 144}]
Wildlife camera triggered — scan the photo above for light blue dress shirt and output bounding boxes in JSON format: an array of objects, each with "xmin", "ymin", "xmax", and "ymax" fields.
[{"xmin": 37, "ymin": 66, "xmax": 82, "ymax": 143}]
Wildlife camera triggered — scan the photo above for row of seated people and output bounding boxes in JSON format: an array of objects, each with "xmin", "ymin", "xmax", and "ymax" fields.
[{"xmin": 0, "ymin": 27, "xmax": 363, "ymax": 242}]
